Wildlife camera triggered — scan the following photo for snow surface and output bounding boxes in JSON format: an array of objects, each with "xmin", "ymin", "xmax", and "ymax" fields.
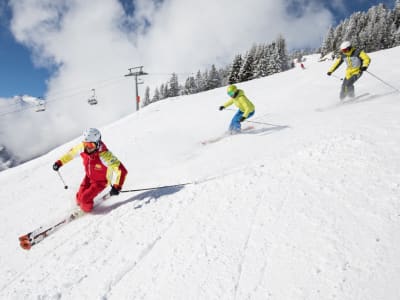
[{"xmin": 1, "ymin": 47, "xmax": 400, "ymax": 300}]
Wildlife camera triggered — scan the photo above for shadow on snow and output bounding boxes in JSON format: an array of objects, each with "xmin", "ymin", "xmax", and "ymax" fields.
[{"xmin": 93, "ymin": 185, "xmax": 185, "ymax": 214}]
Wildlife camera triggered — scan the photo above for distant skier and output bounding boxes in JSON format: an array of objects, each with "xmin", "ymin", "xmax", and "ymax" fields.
[
  {"xmin": 219, "ymin": 84, "xmax": 255, "ymax": 134},
  {"xmin": 300, "ymin": 63, "xmax": 305, "ymax": 70},
  {"xmin": 327, "ymin": 41, "xmax": 371, "ymax": 100},
  {"xmin": 52, "ymin": 128, "xmax": 127, "ymax": 213}
]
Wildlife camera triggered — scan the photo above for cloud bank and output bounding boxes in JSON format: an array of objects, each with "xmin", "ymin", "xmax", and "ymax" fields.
[{"xmin": 1, "ymin": 0, "xmax": 334, "ymax": 163}]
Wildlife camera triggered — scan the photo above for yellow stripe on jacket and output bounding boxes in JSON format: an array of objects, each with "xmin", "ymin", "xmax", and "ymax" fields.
[{"xmin": 58, "ymin": 142, "xmax": 127, "ymax": 187}]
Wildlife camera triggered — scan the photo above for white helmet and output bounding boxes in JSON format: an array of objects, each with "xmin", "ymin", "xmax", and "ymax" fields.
[
  {"xmin": 340, "ymin": 41, "xmax": 352, "ymax": 51},
  {"xmin": 83, "ymin": 128, "xmax": 101, "ymax": 143}
]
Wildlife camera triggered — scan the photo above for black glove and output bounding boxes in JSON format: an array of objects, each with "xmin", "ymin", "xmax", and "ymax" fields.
[
  {"xmin": 327, "ymin": 71, "xmax": 332, "ymax": 76},
  {"xmin": 219, "ymin": 106, "xmax": 225, "ymax": 111},
  {"xmin": 240, "ymin": 116, "xmax": 246, "ymax": 122},
  {"xmin": 53, "ymin": 160, "xmax": 62, "ymax": 171},
  {"xmin": 360, "ymin": 66, "xmax": 367, "ymax": 72},
  {"xmin": 110, "ymin": 185, "xmax": 121, "ymax": 196}
]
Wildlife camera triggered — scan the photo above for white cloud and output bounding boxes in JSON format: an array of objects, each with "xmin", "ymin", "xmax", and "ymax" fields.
[{"xmin": 3, "ymin": 0, "xmax": 334, "ymax": 162}]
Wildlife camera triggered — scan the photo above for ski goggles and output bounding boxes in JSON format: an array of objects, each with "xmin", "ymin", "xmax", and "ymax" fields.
[
  {"xmin": 227, "ymin": 91, "xmax": 236, "ymax": 97},
  {"xmin": 83, "ymin": 141, "xmax": 97, "ymax": 150},
  {"xmin": 341, "ymin": 47, "xmax": 351, "ymax": 53}
]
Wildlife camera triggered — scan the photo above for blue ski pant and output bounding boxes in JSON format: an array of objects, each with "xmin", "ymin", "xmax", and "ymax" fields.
[{"xmin": 229, "ymin": 110, "xmax": 255, "ymax": 132}]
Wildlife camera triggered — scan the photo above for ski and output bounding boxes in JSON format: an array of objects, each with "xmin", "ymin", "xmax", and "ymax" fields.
[
  {"xmin": 19, "ymin": 193, "xmax": 110, "ymax": 250},
  {"xmin": 316, "ymin": 93, "xmax": 371, "ymax": 112},
  {"xmin": 201, "ymin": 126, "xmax": 254, "ymax": 145}
]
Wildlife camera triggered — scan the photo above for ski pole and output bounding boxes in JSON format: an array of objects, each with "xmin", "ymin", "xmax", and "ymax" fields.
[
  {"xmin": 331, "ymin": 74, "xmax": 343, "ymax": 81},
  {"xmin": 245, "ymin": 120, "xmax": 278, "ymax": 126},
  {"xmin": 121, "ymin": 182, "xmax": 192, "ymax": 193},
  {"xmin": 56, "ymin": 170, "xmax": 68, "ymax": 189},
  {"xmin": 365, "ymin": 71, "xmax": 400, "ymax": 93}
]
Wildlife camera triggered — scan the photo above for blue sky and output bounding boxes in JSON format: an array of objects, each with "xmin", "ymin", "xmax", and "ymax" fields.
[{"xmin": 0, "ymin": 0, "xmax": 395, "ymax": 98}]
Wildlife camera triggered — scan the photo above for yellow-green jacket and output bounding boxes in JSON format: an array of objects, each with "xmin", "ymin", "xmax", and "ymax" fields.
[
  {"xmin": 328, "ymin": 48, "xmax": 371, "ymax": 79},
  {"xmin": 222, "ymin": 90, "xmax": 255, "ymax": 118}
]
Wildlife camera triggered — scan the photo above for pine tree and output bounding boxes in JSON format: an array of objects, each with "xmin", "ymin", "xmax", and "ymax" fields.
[
  {"xmin": 275, "ymin": 35, "xmax": 289, "ymax": 71},
  {"xmin": 143, "ymin": 86, "xmax": 151, "ymax": 107},
  {"xmin": 207, "ymin": 64, "xmax": 221, "ymax": 90},
  {"xmin": 195, "ymin": 70, "xmax": 206, "ymax": 92},
  {"xmin": 253, "ymin": 43, "xmax": 269, "ymax": 78},
  {"xmin": 152, "ymin": 87, "xmax": 160, "ymax": 102},
  {"xmin": 183, "ymin": 76, "xmax": 196, "ymax": 95},
  {"xmin": 238, "ymin": 45, "xmax": 257, "ymax": 82},
  {"xmin": 168, "ymin": 73, "xmax": 180, "ymax": 97},
  {"xmin": 228, "ymin": 54, "xmax": 242, "ymax": 84},
  {"xmin": 321, "ymin": 27, "xmax": 335, "ymax": 56}
]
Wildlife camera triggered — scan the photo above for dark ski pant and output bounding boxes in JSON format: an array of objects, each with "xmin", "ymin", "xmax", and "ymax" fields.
[
  {"xmin": 340, "ymin": 72, "xmax": 363, "ymax": 100},
  {"xmin": 76, "ymin": 176, "xmax": 107, "ymax": 212}
]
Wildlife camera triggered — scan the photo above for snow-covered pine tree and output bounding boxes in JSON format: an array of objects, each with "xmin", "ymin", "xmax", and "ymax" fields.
[
  {"xmin": 168, "ymin": 73, "xmax": 180, "ymax": 97},
  {"xmin": 228, "ymin": 54, "xmax": 242, "ymax": 84},
  {"xmin": 207, "ymin": 64, "xmax": 221, "ymax": 90},
  {"xmin": 152, "ymin": 87, "xmax": 160, "ymax": 102},
  {"xmin": 218, "ymin": 66, "xmax": 230, "ymax": 87},
  {"xmin": 275, "ymin": 35, "xmax": 289, "ymax": 71},
  {"xmin": 238, "ymin": 45, "xmax": 257, "ymax": 82},
  {"xmin": 195, "ymin": 70, "xmax": 206, "ymax": 92},
  {"xmin": 143, "ymin": 86, "xmax": 151, "ymax": 107},
  {"xmin": 253, "ymin": 43, "xmax": 270, "ymax": 78},
  {"xmin": 266, "ymin": 42, "xmax": 280, "ymax": 75},
  {"xmin": 321, "ymin": 27, "xmax": 335, "ymax": 56},
  {"xmin": 183, "ymin": 76, "xmax": 196, "ymax": 95}
]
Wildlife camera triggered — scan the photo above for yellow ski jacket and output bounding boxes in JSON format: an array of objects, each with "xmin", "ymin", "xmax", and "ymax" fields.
[
  {"xmin": 222, "ymin": 90, "xmax": 255, "ymax": 118},
  {"xmin": 328, "ymin": 48, "xmax": 371, "ymax": 80}
]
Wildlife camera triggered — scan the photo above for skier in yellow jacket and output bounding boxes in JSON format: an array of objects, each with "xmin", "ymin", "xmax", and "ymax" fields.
[
  {"xmin": 327, "ymin": 41, "xmax": 371, "ymax": 100},
  {"xmin": 219, "ymin": 84, "xmax": 255, "ymax": 133}
]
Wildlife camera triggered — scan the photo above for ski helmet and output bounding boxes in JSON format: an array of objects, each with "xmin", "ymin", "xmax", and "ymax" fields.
[
  {"xmin": 227, "ymin": 84, "xmax": 238, "ymax": 94},
  {"xmin": 340, "ymin": 41, "xmax": 352, "ymax": 51},
  {"xmin": 83, "ymin": 128, "xmax": 101, "ymax": 143}
]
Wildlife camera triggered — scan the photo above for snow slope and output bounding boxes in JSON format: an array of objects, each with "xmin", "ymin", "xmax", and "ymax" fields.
[{"xmin": 1, "ymin": 47, "xmax": 400, "ymax": 300}]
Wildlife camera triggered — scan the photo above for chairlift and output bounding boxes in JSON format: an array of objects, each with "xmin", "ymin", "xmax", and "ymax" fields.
[
  {"xmin": 88, "ymin": 89, "xmax": 98, "ymax": 105},
  {"xmin": 35, "ymin": 98, "xmax": 46, "ymax": 112}
]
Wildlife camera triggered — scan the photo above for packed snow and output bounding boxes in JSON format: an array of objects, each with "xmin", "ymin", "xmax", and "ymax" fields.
[{"xmin": 1, "ymin": 47, "xmax": 400, "ymax": 300}]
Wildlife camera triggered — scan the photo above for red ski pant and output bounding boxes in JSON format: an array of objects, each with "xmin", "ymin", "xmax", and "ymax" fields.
[{"xmin": 76, "ymin": 176, "xmax": 107, "ymax": 212}]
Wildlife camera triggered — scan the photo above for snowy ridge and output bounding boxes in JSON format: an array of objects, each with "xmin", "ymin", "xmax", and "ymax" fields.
[{"xmin": 1, "ymin": 47, "xmax": 400, "ymax": 299}]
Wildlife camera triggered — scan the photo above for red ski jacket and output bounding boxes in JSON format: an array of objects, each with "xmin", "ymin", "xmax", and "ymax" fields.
[{"xmin": 58, "ymin": 141, "xmax": 127, "ymax": 189}]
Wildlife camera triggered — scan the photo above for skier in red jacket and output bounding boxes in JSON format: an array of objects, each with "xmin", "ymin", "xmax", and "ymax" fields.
[{"xmin": 52, "ymin": 128, "xmax": 127, "ymax": 213}]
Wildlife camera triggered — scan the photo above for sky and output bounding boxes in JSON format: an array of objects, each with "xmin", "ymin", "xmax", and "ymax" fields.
[
  {"xmin": 0, "ymin": 0, "xmax": 395, "ymax": 98},
  {"xmin": 0, "ymin": 46, "xmax": 399, "ymax": 299}
]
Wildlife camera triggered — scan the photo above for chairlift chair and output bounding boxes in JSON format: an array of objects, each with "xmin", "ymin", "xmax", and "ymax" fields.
[
  {"xmin": 88, "ymin": 89, "xmax": 98, "ymax": 105},
  {"xmin": 35, "ymin": 98, "xmax": 46, "ymax": 112}
]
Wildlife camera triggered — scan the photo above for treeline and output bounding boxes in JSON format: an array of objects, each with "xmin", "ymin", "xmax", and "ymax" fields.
[
  {"xmin": 143, "ymin": 36, "xmax": 291, "ymax": 106},
  {"xmin": 320, "ymin": 1, "xmax": 400, "ymax": 55}
]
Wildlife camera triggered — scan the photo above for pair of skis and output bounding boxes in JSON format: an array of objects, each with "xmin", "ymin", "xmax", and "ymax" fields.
[
  {"xmin": 316, "ymin": 93, "xmax": 371, "ymax": 112},
  {"xmin": 18, "ymin": 193, "xmax": 110, "ymax": 250},
  {"xmin": 201, "ymin": 125, "xmax": 255, "ymax": 145}
]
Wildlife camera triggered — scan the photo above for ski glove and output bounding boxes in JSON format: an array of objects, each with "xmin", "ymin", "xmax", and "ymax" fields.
[
  {"xmin": 219, "ymin": 106, "xmax": 225, "ymax": 111},
  {"xmin": 53, "ymin": 160, "xmax": 62, "ymax": 171},
  {"xmin": 360, "ymin": 66, "xmax": 368, "ymax": 72},
  {"xmin": 110, "ymin": 185, "xmax": 121, "ymax": 196},
  {"xmin": 240, "ymin": 116, "xmax": 246, "ymax": 122},
  {"xmin": 327, "ymin": 72, "xmax": 332, "ymax": 76}
]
